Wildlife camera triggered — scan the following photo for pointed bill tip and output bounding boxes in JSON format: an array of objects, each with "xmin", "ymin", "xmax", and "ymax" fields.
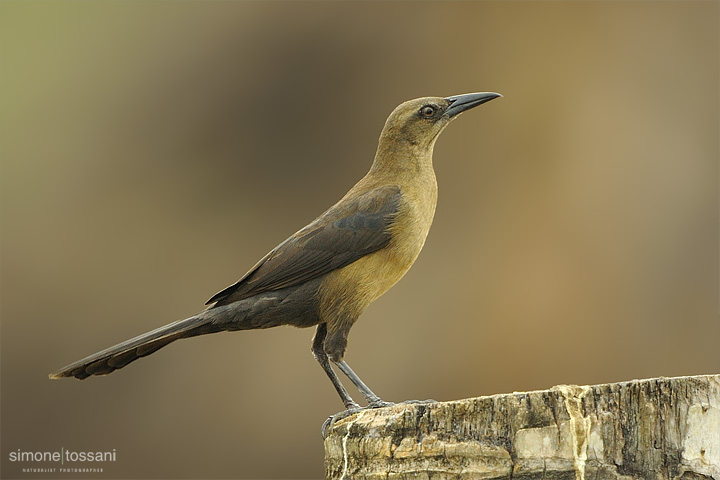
[{"xmin": 444, "ymin": 92, "xmax": 502, "ymax": 118}]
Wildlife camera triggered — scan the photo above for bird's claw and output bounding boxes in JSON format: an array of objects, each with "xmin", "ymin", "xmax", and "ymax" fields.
[
  {"xmin": 401, "ymin": 399, "xmax": 438, "ymax": 405},
  {"xmin": 368, "ymin": 399, "xmax": 394, "ymax": 409},
  {"xmin": 321, "ymin": 400, "xmax": 437, "ymax": 438},
  {"xmin": 321, "ymin": 406, "xmax": 362, "ymax": 439}
]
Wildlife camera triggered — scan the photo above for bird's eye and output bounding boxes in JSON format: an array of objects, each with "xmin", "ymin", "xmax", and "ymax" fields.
[{"xmin": 420, "ymin": 105, "xmax": 435, "ymax": 118}]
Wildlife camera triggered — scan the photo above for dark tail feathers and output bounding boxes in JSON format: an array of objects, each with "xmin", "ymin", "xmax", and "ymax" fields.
[{"xmin": 49, "ymin": 314, "xmax": 219, "ymax": 380}]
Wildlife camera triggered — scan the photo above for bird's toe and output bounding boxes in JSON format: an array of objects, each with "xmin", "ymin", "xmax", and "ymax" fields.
[
  {"xmin": 368, "ymin": 399, "xmax": 394, "ymax": 409},
  {"xmin": 401, "ymin": 399, "xmax": 438, "ymax": 405},
  {"xmin": 321, "ymin": 406, "xmax": 363, "ymax": 439}
]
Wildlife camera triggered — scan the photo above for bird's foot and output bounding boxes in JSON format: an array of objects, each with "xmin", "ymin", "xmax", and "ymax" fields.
[
  {"xmin": 367, "ymin": 399, "xmax": 394, "ymax": 409},
  {"xmin": 400, "ymin": 399, "xmax": 438, "ymax": 405},
  {"xmin": 321, "ymin": 400, "xmax": 433, "ymax": 438},
  {"xmin": 321, "ymin": 405, "xmax": 362, "ymax": 439}
]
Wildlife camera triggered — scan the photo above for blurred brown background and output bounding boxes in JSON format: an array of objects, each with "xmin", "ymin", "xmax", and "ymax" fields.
[{"xmin": 1, "ymin": 1, "xmax": 718, "ymax": 479}]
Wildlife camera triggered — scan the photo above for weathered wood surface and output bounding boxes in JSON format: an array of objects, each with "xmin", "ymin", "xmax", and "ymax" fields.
[{"xmin": 324, "ymin": 374, "xmax": 719, "ymax": 480}]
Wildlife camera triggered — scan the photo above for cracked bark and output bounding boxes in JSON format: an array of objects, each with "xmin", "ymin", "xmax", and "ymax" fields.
[{"xmin": 323, "ymin": 374, "xmax": 719, "ymax": 480}]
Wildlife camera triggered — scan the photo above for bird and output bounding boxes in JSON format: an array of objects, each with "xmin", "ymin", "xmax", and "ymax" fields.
[{"xmin": 50, "ymin": 92, "xmax": 501, "ymax": 418}]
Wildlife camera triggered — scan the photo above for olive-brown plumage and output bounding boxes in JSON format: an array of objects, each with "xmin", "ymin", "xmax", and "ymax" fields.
[{"xmin": 50, "ymin": 92, "xmax": 501, "ymax": 412}]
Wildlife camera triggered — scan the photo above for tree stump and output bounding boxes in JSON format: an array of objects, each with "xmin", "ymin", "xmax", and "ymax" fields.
[{"xmin": 324, "ymin": 374, "xmax": 719, "ymax": 480}]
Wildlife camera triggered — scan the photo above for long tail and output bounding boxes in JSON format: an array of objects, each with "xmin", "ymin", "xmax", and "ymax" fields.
[
  {"xmin": 50, "ymin": 279, "xmax": 322, "ymax": 380},
  {"xmin": 49, "ymin": 314, "xmax": 221, "ymax": 380}
]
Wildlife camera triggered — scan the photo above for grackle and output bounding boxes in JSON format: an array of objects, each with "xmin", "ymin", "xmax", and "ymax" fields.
[{"xmin": 50, "ymin": 92, "xmax": 501, "ymax": 425}]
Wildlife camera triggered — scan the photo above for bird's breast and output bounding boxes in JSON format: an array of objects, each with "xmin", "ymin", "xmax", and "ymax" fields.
[{"xmin": 319, "ymin": 175, "xmax": 438, "ymax": 317}]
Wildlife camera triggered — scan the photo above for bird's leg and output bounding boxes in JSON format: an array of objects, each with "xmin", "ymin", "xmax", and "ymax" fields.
[
  {"xmin": 312, "ymin": 324, "xmax": 360, "ymax": 410},
  {"xmin": 314, "ymin": 324, "xmax": 365, "ymax": 438},
  {"xmin": 333, "ymin": 360, "xmax": 393, "ymax": 408}
]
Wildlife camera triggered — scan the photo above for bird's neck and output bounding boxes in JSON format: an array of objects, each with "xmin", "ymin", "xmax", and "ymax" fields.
[{"xmin": 369, "ymin": 134, "xmax": 438, "ymax": 179}]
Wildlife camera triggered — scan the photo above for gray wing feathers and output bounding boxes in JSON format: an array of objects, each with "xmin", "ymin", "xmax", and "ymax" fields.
[{"xmin": 207, "ymin": 185, "xmax": 401, "ymax": 306}]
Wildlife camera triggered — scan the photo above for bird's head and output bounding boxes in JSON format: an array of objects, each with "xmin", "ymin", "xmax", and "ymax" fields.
[{"xmin": 376, "ymin": 92, "xmax": 502, "ymax": 161}]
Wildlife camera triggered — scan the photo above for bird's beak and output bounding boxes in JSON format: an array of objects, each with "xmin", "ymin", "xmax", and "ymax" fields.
[{"xmin": 444, "ymin": 92, "xmax": 502, "ymax": 118}]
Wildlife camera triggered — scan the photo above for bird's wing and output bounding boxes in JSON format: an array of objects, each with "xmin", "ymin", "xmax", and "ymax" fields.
[{"xmin": 206, "ymin": 185, "xmax": 402, "ymax": 306}]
